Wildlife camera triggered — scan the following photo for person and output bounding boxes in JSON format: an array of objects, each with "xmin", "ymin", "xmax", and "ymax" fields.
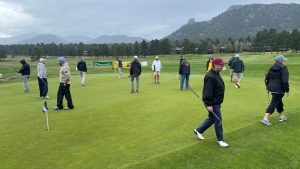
[
  {"xmin": 206, "ymin": 55, "xmax": 213, "ymax": 72},
  {"xmin": 18, "ymin": 59, "xmax": 30, "ymax": 93},
  {"xmin": 227, "ymin": 55, "xmax": 236, "ymax": 82},
  {"xmin": 194, "ymin": 58, "xmax": 229, "ymax": 147},
  {"xmin": 76, "ymin": 58, "xmax": 87, "ymax": 86},
  {"xmin": 232, "ymin": 54, "xmax": 245, "ymax": 88},
  {"xmin": 179, "ymin": 58, "xmax": 190, "ymax": 90},
  {"xmin": 261, "ymin": 55, "xmax": 289, "ymax": 126},
  {"xmin": 129, "ymin": 56, "xmax": 142, "ymax": 93},
  {"xmin": 54, "ymin": 57, "xmax": 74, "ymax": 110},
  {"xmin": 152, "ymin": 56, "xmax": 162, "ymax": 84},
  {"xmin": 116, "ymin": 57, "xmax": 125, "ymax": 78},
  {"xmin": 37, "ymin": 58, "xmax": 49, "ymax": 99}
]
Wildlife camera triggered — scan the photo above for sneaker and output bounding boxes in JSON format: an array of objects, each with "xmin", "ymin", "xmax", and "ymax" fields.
[
  {"xmin": 261, "ymin": 118, "xmax": 271, "ymax": 125},
  {"xmin": 63, "ymin": 106, "xmax": 69, "ymax": 110},
  {"xmin": 236, "ymin": 83, "xmax": 240, "ymax": 88},
  {"xmin": 194, "ymin": 129, "xmax": 204, "ymax": 140},
  {"xmin": 54, "ymin": 106, "xmax": 62, "ymax": 110},
  {"xmin": 130, "ymin": 91, "xmax": 135, "ymax": 93},
  {"xmin": 44, "ymin": 96, "xmax": 50, "ymax": 99},
  {"xmin": 136, "ymin": 90, "xmax": 139, "ymax": 93},
  {"xmin": 217, "ymin": 141, "xmax": 229, "ymax": 147},
  {"xmin": 279, "ymin": 116, "xmax": 288, "ymax": 122}
]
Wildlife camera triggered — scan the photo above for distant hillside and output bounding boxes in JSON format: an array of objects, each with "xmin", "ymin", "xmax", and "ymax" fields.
[
  {"xmin": 90, "ymin": 35, "xmax": 144, "ymax": 44},
  {"xmin": 0, "ymin": 34, "xmax": 144, "ymax": 44},
  {"xmin": 18, "ymin": 34, "xmax": 67, "ymax": 44},
  {"xmin": 166, "ymin": 3, "xmax": 300, "ymax": 42}
]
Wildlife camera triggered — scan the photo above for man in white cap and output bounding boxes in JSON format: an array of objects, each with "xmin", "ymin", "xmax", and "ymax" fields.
[
  {"xmin": 129, "ymin": 56, "xmax": 142, "ymax": 93},
  {"xmin": 151, "ymin": 56, "xmax": 162, "ymax": 84},
  {"xmin": 37, "ymin": 58, "xmax": 49, "ymax": 99},
  {"xmin": 54, "ymin": 56, "xmax": 74, "ymax": 110},
  {"xmin": 232, "ymin": 54, "xmax": 244, "ymax": 88}
]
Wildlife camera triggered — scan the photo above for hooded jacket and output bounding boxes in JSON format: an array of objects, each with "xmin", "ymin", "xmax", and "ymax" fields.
[
  {"xmin": 77, "ymin": 60, "xmax": 87, "ymax": 72},
  {"xmin": 232, "ymin": 58, "xmax": 244, "ymax": 73},
  {"xmin": 130, "ymin": 60, "xmax": 141, "ymax": 76},
  {"xmin": 265, "ymin": 63, "xmax": 289, "ymax": 94},
  {"xmin": 179, "ymin": 61, "xmax": 190, "ymax": 75},
  {"xmin": 18, "ymin": 60, "xmax": 30, "ymax": 76}
]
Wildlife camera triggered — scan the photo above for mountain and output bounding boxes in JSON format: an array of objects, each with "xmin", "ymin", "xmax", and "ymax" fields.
[
  {"xmin": 18, "ymin": 34, "xmax": 67, "ymax": 44},
  {"xmin": 63, "ymin": 35, "xmax": 92, "ymax": 43},
  {"xmin": 0, "ymin": 34, "xmax": 37, "ymax": 44},
  {"xmin": 166, "ymin": 3, "xmax": 300, "ymax": 42},
  {"xmin": 90, "ymin": 35, "xmax": 144, "ymax": 44}
]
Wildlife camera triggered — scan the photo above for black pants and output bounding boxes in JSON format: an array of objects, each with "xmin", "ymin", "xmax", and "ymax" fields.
[
  {"xmin": 57, "ymin": 83, "xmax": 74, "ymax": 109},
  {"xmin": 38, "ymin": 78, "xmax": 48, "ymax": 97},
  {"xmin": 266, "ymin": 93, "xmax": 284, "ymax": 114}
]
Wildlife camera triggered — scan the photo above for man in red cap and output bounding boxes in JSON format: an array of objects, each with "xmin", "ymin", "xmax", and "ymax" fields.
[{"xmin": 194, "ymin": 58, "xmax": 229, "ymax": 147}]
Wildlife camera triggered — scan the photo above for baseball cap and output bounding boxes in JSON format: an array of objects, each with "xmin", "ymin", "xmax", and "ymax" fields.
[
  {"xmin": 212, "ymin": 58, "xmax": 227, "ymax": 66},
  {"xmin": 155, "ymin": 56, "xmax": 159, "ymax": 59},
  {"xmin": 234, "ymin": 54, "xmax": 240, "ymax": 58},
  {"xmin": 274, "ymin": 55, "xmax": 287, "ymax": 62},
  {"xmin": 39, "ymin": 58, "xmax": 46, "ymax": 62},
  {"xmin": 133, "ymin": 55, "xmax": 138, "ymax": 59},
  {"xmin": 57, "ymin": 56, "xmax": 65, "ymax": 62}
]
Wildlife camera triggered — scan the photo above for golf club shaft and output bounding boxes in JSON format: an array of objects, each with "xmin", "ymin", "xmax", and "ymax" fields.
[{"xmin": 188, "ymin": 85, "xmax": 222, "ymax": 123}]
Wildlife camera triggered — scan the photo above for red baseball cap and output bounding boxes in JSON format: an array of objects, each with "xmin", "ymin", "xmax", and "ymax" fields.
[{"xmin": 212, "ymin": 58, "xmax": 227, "ymax": 66}]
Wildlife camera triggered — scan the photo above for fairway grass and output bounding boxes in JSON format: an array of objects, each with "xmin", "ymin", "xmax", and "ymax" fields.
[{"xmin": 0, "ymin": 54, "xmax": 299, "ymax": 169}]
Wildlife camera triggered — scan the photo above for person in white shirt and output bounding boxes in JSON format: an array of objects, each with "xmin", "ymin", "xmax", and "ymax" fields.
[
  {"xmin": 37, "ymin": 58, "xmax": 49, "ymax": 99},
  {"xmin": 152, "ymin": 56, "xmax": 162, "ymax": 84}
]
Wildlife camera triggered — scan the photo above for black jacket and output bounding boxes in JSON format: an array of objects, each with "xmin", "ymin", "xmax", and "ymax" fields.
[
  {"xmin": 228, "ymin": 57, "xmax": 235, "ymax": 69},
  {"xmin": 265, "ymin": 63, "xmax": 289, "ymax": 94},
  {"xmin": 232, "ymin": 58, "xmax": 244, "ymax": 73},
  {"xmin": 77, "ymin": 60, "xmax": 87, "ymax": 72},
  {"xmin": 130, "ymin": 60, "xmax": 141, "ymax": 76},
  {"xmin": 179, "ymin": 61, "xmax": 190, "ymax": 75},
  {"xmin": 18, "ymin": 60, "xmax": 30, "ymax": 76},
  {"xmin": 202, "ymin": 69, "xmax": 225, "ymax": 106}
]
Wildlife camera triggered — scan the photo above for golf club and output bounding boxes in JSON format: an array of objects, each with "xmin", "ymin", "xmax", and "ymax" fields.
[{"xmin": 188, "ymin": 85, "xmax": 222, "ymax": 126}]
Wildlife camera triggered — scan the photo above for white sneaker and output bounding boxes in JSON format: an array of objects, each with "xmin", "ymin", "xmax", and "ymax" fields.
[
  {"xmin": 194, "ymin": 129, "xmax": 204, "ymax": 140},
  {"xmin": 217, "ymin": 141, "xmax": 229, "ymax": 147}
]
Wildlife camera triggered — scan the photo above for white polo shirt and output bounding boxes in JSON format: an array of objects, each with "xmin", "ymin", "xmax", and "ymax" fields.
[{"xmin": 152, "ymin": 60, "xmax": 162, "ymax": 72}]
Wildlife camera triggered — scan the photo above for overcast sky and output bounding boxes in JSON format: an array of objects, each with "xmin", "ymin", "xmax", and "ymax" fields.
[{"xmin": 0, "ymin": 0, "xmax": 299, "ymax": 39}]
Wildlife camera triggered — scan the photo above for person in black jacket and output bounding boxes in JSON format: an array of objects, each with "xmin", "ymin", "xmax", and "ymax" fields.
[
  {"xmin": 18, "ymin": 59, "xmax": 31, "ymax": 92},
  {"xmin": 179, "ymin": 58, "xmax": 190, "ymax": 90},
  {"xmin": 130, "ymin": 56, "xmax": 142, "ymax": 93},
  {"xmin": 227, "ymin": 55, "xmax": 236, "ymax": 82},
  {"xmin": 261, "ymin": 55, "xmax": 289, "ymax": 126},
  {"xmin": 232, "ymin": 54, "xmax": 244, "ymax": 88},
  {"xmin": 194, "ymin": 58, "xmax": 229, "ymax": 147},
  {"xmin": 76, "ymin": 58, "xmax": 87, "ymax": 86}
]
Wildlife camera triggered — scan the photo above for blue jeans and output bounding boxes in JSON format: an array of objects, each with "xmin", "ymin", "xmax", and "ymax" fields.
[
  {"xmin": 196, "ymin": 105, "xmax": 224, "ymax": 141},
  {"xmin": 180, "ymin": 74, "xmax": 190, "ymax": 90}
]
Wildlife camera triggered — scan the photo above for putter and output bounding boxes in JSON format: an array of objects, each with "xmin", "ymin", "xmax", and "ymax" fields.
[{"xmin": 188, "ymin": 85, "xmax": 222, "ymax": 126}]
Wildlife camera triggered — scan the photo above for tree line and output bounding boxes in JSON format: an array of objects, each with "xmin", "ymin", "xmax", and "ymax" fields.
[{"xmin": 1, "ymin": 29, "xmax": 300, "ymax": 61}]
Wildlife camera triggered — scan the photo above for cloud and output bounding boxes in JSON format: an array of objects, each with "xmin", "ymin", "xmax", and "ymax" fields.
[{"xmin": 0, "ymin": 1, "xmax": 36, "ymax": 37}]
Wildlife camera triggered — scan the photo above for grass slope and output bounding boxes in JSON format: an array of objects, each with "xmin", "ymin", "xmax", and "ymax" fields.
[{"xmin": 0, "ymin": 53, "xmax": 299, "ymax": 169}]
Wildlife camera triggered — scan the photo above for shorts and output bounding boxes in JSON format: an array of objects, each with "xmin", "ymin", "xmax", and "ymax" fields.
[
  {"xmin": 118, "ymin": 67, "xmax": 122, "ymax": 73},
  {"xmin": 233, "ymin": 72, "xmax": 243, "ymax": 80},
  {"xmin": 153, "ymin": 71, "xmax": 160, "ymax": 76}
]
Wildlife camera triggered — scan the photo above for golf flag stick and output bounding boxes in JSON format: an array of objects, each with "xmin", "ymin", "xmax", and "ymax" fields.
[
  {"xmin": 188, "ymin": 85, "xmax": 222, "ymax": 126},
  {"xmin": 42, "ymin": 101, "xmax": 50, "ymax": 131}
]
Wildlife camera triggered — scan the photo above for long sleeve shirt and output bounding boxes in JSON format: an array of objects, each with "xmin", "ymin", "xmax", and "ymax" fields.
[{"xmin": 37, "ymin": 62, "xmax": 47, "ymax": 78}]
